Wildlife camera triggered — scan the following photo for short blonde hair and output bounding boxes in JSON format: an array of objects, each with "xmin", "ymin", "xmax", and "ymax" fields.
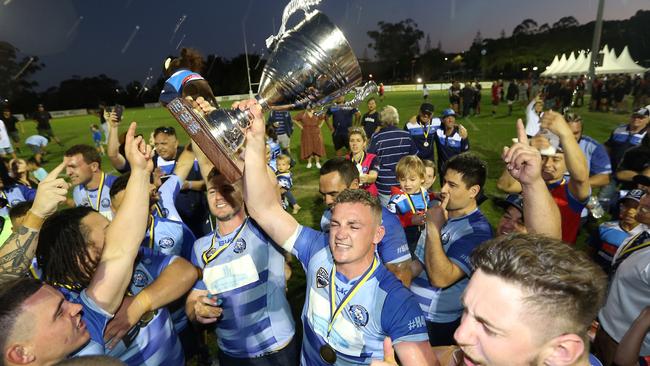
[
  {"xmin": 348, "ymin": 127, "xmax": 368, "ymax": 142},
  {"xmin": 276, "ymin": 154, "xmax": 291, "ymax": 165},
  {"xmin": 380, "ymin": 105, "xmax": 399, "ymax": 127},
  {"xmin": 395, "ymin": 155, "xmax": 425, "ymax": 180}
]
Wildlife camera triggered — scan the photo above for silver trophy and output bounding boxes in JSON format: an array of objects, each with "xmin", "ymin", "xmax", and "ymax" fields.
[{"xmin": 166, "ymin": 9, "xmax": 373, "ymax": 183}]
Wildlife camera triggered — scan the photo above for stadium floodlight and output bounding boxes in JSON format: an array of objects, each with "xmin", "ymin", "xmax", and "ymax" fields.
[
  {"xmin": 532, "ymin": 66, "xmax": 538, "ymax": 71},
  {"xmin": 416, "ymin": 77, "xmax": 423, "ymax": 83},
  {"xmin": 522, "ymin": 67, "xmax": 528, "ymax": 71},
  {"xmin": 369, "ymin": 74, "xmax": 373, "ymax": 78}
]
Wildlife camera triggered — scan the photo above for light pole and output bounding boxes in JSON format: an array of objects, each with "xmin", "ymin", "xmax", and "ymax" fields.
[
  {"xmin": 586, "ymin": 0, "xmax": 605, "ymax": 95},
  {"xmin": 242, "ymin": 21, "xmax": 254, "ymax": 98}
]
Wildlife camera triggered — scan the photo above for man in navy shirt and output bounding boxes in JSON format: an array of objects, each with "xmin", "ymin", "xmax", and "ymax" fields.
[{"xmin": 326, "ymin": 96, "xmax": 361, "ymax": 157}]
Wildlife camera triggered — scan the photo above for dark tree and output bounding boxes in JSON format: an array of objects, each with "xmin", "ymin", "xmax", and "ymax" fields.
[
  {"xmin": 367, "ymin": 19, "xmax": 424, "ymax": 65},
  {"xmin": 0, "ymin": 41, "xmax": 43, "ymax": 110},
  {"xmin": 512, "ymin": 19, "xmax": 538, "ymax": 37},
  {"xmin": 552, "ymin": 16, "xmax": 579, "ymax": 29}
]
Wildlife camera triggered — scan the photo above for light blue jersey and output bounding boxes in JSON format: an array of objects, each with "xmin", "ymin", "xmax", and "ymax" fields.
[
  {"xmin": 155, "ymin": 175, "xmax": 182, "ymax": 222},
  {"xmin": 191, "ymin": 219, "xmax": 295, "ymax": 358},
  {"xmin": 0, "ymin": 184, "xmax": 36, "ymax": 217},
  {"xmin": 321, "ymin": 208, "xmax": 411, "ymax": 265},
  {"xmin": 411, "ymin": 209, "xmax": 492, "ymax": 323},
  {"xmin": 72, "ymin": 173, "xmax": 117, "ymax": 220},
  {"xmin": 291, "ymin": 226, "xmax": 428, "ymax": 366},
  {"xmin": 106, "ymin": 248, "xmax": 184, "ymax": 366},
  {"xmin": 142, "ymin": 215, "xmax": 196, "ymax": 258},
  {"xmin": 69, "ymin": 290, "xmax": 112, "ymax": 357}
]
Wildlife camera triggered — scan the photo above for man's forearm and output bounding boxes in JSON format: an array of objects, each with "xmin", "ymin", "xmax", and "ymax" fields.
[
  {"xmin": 559, "ymin": 132, "xmax": 589, "ymax": 183},
  {"xmin": 521, "ymin": 180, "xmax": 561, "ymax": 239},
  {"xmin": 137, "ymin": 258, "xmax": 198, "ymax": 311},
  {"xmin": 0, "ymin": 211, "xmax": 45, "ymax": 285},
  {"xmin": 588, "ymin": 173, "xmax": 610, "ymax": 188},
  {"xmin": 616, "ymin": 170, "xmax": 638, "ymax": 182},
  {"xmin": 424, "ymin": 226, "xmax": 459, "ymax": 288}
]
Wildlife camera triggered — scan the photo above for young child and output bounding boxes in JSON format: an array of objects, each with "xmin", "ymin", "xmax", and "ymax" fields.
[
  {"xmin": 276, "ymin": 154, "xmax": 301, "ymax": 214},
  {"xmin": 26, "ymin": 157, "xmax": 48, "ymax": 182},
  {"xmin": 387, "ymin": 155, "xmax": 432, "ymax": 257},
  {"xmin": 90, "ymin": 124, "xmax": 105, "ymax": 155},
  {"xmin": 423, "ymin": 159, "xmax": 437, "ymax": 193}
]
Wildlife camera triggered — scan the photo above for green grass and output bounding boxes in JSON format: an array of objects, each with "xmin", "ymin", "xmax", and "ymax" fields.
[{"xmin": 26, "ymin": 91, "xmax": 625, "ymax": 359}]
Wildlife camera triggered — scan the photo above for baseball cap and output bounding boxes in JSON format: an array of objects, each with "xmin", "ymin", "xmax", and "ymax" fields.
[
  {"xmin": 420, "ymin": 103, "xmax": 434, "ymax": 115},
  {"xmin": 496, "ymin": 194, "xmax": 524, "ymax": 216},
  {"xmin": 633, "ymin": 174, "xmax": 650, "ymax": 188},
  {"xmin": 441, "ymin": 108, "xmax": 456, "ymax": 118},
  {"xmin": 619, "ymin": 189, "xmax": 645, "ymax": 204},
  {"xmin": 632, "ymin": 107, "xmax": 650, "ymax": 118}
]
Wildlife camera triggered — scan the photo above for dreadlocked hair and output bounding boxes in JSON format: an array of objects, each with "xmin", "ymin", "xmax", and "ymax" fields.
[{"xmin": 36, "ymin": 207, "xmax": 98, "ymax": 289}]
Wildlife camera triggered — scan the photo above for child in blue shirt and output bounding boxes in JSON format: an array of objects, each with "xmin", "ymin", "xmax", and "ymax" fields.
[
  {"xmin": 276, "ymin": 154, "xmax": 301, "ymax": 214},
  {"xmin": 90, "ymin": 124, "xmax": 105, "ymax": 155}
]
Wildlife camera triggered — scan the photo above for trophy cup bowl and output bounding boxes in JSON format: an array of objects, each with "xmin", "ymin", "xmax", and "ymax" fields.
[{"xmin": 166, "ymin": 11, "xmax": 363, "ymax": 183}]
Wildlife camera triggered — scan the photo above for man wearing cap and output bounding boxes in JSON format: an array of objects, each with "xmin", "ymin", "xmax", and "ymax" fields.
[
  {"xmin": 405, "ymin": 103, "xmax": 440, "ymax": 162},
  {"xmin": 433, "ymin": 108, "xmax": 469, "ymax": 175},
  {"xmin": 589, "ymin": 189, "xmax": 643, "ymax": 272},
  {"xmin": 594, "ymin": 181, "xmax": 650, "ymax": 364}
]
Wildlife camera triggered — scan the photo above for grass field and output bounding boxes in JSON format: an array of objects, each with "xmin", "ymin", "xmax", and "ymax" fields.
[{"xmin": 21, "ymin": 90, "xmax": 627, "ymax": 359}]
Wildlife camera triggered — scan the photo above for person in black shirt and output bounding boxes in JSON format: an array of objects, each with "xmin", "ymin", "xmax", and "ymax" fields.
[
  {"xmin": 2, "ymin": 108, "xmax": 21, "ymax": 153},
  {"xmin": 506, "ymin": 80, "xmax": 519, "ymax": 116},
  {"xmin": 32, "ymin": 104, "xmax": 63, "ymax": 146},
  {"xmin": 360, "ymin": 97, "xmax": 381, "ymax": 139}
]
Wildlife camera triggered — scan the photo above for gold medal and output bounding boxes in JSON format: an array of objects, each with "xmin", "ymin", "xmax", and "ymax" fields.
[
  {"xmin": 423, "ymin": 141, "xmax": 429, "ymax": 147},
  {"xmin": 320, "ymin": 344, "xmax": 337, "ymax": 364}
]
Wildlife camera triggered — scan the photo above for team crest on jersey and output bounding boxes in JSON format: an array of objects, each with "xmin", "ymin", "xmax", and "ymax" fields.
[
  {"xmin": 441, "ymin": 232, "xmax": 451, "ymax": 246},
  {"xmin": 132, "ymin": 270, "xmax": 149, "ymax": 287},
  {"xmin": 233, "ymin": 238, "xmax": 247, "ymax": 254},
  {"xmin": 10, "ymin": 199, "xmax": 21, "ymax": 206},
  {"xmin": 159, "ymin": 237, "xmax": 175, "ymax": 249},
  {"xmin": 316, "ymin": 267, "xmax": 329, "ymax": 288},
  {"xmin": 348, "ymin": 305, "xmax": 369, "ymax": 327},
  {"xmin": 101, "ymin": 198, "xmax": 110, "ymax": 208},
  {"xmin": 162, "ymin": 208, "xmax": 169, "ymax": 217}
]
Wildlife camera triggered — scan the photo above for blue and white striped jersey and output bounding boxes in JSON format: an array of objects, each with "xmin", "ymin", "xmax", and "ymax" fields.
[
  {"xmin": 191, "ymin": 219, "xmax": 295, "ymax": 358},
  {"xmin": 0, "ymin": 184, "xmax": 36, "ymax": 217},
  {"xmin": 72, "ymin": 173, "xmax": 117, "ymax": 221},
  {"xmin": 291, "ymin": 226, "xmax": 428, "ymax": 366},
  {"xmin": 142, "ymin": 215, "xmax": 196, "ymax": 259},
  {"xmin": 433, "ymin": 127, "xmax": 469, "ymax": 173},
  {"xmin": 106, "ymin": 248, "xmax": 184, "ymax": 366},
  {"xmin": 69, "ymin": 290, "xmax": 112, "ymax": 357},
  {"xmin": 320, "ymin": 207, "xmax": 411, "ymax": 265},
  {"xmin": 578, "ymin": 135, "xmax": 612, "ymax": 176},
  {"xmin": 411, "ymin": 209, "xmax": 492, "ymax": 323}
]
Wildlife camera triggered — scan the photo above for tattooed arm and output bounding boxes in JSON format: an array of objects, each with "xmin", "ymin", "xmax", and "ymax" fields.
[{"xmin": 0, "ymin": 162, "xmax": 69, "ymax": 285}]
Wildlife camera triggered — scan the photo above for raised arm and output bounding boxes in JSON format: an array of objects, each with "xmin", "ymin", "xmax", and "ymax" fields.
[
  {"xmin": 87, "ymin": 122, "xmax": 153, "ymax": 314},
  {"xmin": 240, "ymin": 100, "xmax": 299, "ymax": 250},
  {"xmin": 540, "ymin": 111, "xmax": 590, "ymax": 201},
  {"xmin": 104, "ymin": 256, "xmax": 198, "ymax": 349},
  {"xmin": 502, "ymin": 119, "xmax": 562, "ymax": 239},
  {"xmin": 106, "ymin": 111, "xmax": 127, "ymax": 171},
  {"xmin": 0, "ymin": 162, "xmax": 69, "ymax": 285}
]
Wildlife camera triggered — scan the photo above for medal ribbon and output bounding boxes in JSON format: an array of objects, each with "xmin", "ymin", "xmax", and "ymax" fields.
[
  {"xmin": 405, "ymin": 188, "xmax": 428, "ymax": 215},
  {"xmin": 327, "ymin": 255, "xmax": 379, "ymax": 336},
  {"xmin": 153, "ymin": 202, "xmax": 163, "ymax": 217},
  {"xmin": 352, "ymin": 151, "xmax": 365, "ymax": 166},
  {"xmin": 85, "ymin": 172, "xmax": 105, "ymax": 211},
  {"xmin": 147, "ymin": 215, "xmax": 155, "ymax": 249},
  {"xmin": 202, "ymin": 219, "xmax": 248, "ymax": 265}
]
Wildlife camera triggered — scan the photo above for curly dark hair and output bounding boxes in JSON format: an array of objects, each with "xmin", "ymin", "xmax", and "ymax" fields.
[{"xmin": 166, "ymin": 47, "xmax": 205, "ymax": 75}]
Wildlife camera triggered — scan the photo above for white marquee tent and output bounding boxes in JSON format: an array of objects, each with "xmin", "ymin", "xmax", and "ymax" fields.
[{"xmin": 540, "ymin": 45, "xmax": 647, "ymax": 76}]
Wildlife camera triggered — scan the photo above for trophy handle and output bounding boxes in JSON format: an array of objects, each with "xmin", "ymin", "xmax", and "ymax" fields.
[{"xmin": 265, "ymin": 0, "xmax": 322, "ymax": 49}]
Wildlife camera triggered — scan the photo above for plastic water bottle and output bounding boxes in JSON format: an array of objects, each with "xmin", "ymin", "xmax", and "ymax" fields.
[{"xmin": 587, "ymin": 196, "xmax": 604, "ymax": 219}]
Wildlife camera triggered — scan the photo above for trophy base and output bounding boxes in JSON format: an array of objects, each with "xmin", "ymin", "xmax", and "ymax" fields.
[{"xmin": 166, "ymin": 98, "xmax": 244, "ymax": 183}]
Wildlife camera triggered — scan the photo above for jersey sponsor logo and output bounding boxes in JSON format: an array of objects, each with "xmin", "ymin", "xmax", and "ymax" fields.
[
  {"xmin": 101, "ymin": 198, "xmax": 110, "ymax": 208},
  {"xmin": 132, "ymin": 269, "xmax": 149, "ymax": 287},
  {"xmin": 348, "ymin": 305, "xmax": 369, "ymax": 327},
  {"xmin": 159, "ymin": 237, "xmax": 175, "ymax": 249},
  {"xmin": 233, "ymin": 238, "xmax": 247, "ymax": 254},
  {"xmin": 316, "ymin": 267, "xmax": 329, "ymax": 288},
  {"xmin": 397, "ymin": 244, "xmax": 409, "ymax": 254}
]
